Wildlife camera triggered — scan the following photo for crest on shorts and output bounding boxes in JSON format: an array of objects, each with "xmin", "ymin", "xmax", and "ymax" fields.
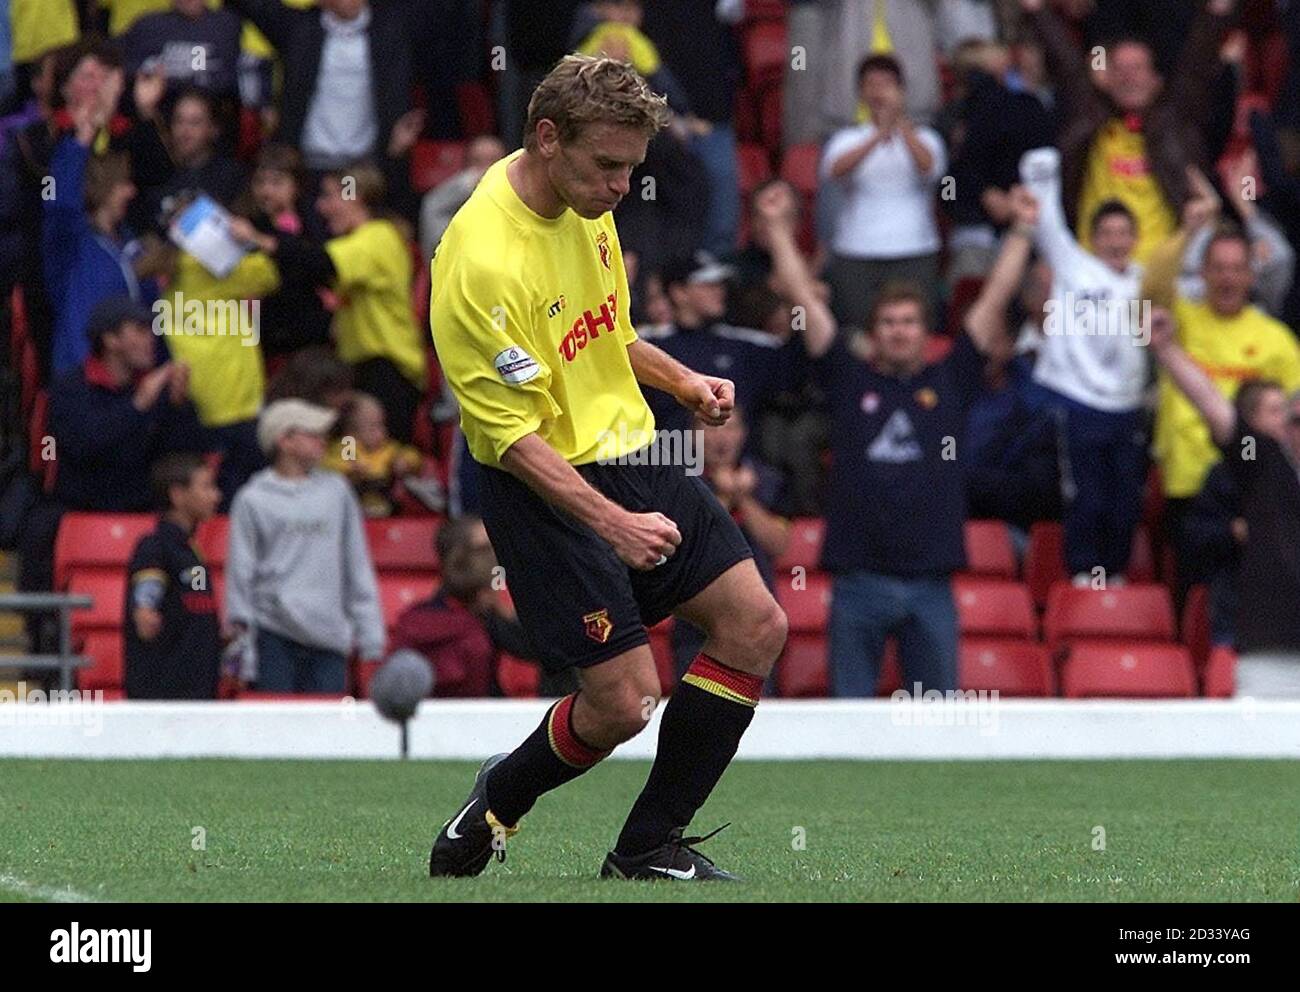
[
  {"xmin": 583, "ymin": 608, "xmax": 613, "ymax": 644},
  {"xmin": 596, "ymin": 231, "xmax": 611, "ymax": 271}
]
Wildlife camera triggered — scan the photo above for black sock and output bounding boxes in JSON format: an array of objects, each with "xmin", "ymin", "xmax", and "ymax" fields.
[
  {"xmin": 485, "ymin": 693, "xmax": 609, "ymax": 827},
  {"xmin": 615, "ymin": 653, "xmax": 762, "ymax": 857}
]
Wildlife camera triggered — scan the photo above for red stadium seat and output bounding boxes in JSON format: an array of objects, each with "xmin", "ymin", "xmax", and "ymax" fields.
[
  {"xmin": 1127, "ymin": 525, "xmax": 1156, "ymax": 583},
  {"xmin": 959, "ymin": 638, "xmax": 1054, "ymax": 697},
  {"xmin": 953, "ymin": 578, "xmax": 1036, "ymax": 639},
  {"xmin": 775, "ymin": 516, "xmax": 824, "ymax": 573},
  {"xmin": 779, "ymin": 143, "xmax": 821, "ymax": 197},
  {"xmin": 744, "ymin": 0, "xmax": 787, "ymax": 21},
  {"xmin": 1024, "ymin": 521, "xmax": 1066, "ymax": 608},
  {"xmin": 410, "ymin": 140, "xmax": 466, "ymax": 194},
  {"xmin": 1043, "ymin": 583, "xmax": 1176, "ymax": 647},
  {"xmin": 1060, "ymin": 642, "xmax": 1196, "ymax": 698},
  {"xmin": 776, "ymin": 634, "xmax": 827, "ymax": 697},
  {"xmin": 1181, "ymin": 584, "xmax": 1211, "ymax": 672},
  {"xmin": 196, "ymin": 515, "xmax": 230, "ymax": 567},
  {"xmin": 777, "ymin": 570, "xmax": 831, "ymax": 633},
  {"xmin": 378, "ymin": 574, "xmax": 436, "ymax": 633},
  {"xmin": 737, "ymin": 141, "xmax": 772, "ymax": 196},
  {"xmin": 497, "ymin": 653, "xmax": 541, "ymax": 698},
  {"xmin": 79, "ymin": 630, "xmax": 124, "ymax": 691},
  {"xmin": 963, "ymin": 521, "xmax": 1017, "ymax": 579},
  {"xmin": 365, "ymin": 517, "xmax": 442, "ymax": 573},
  {"xmin": 1202, "ymin": 645, "xmax": 1236, "ymax": 699},
  {"xmin": 54, "ymin": 513, "xmax": 156, "ymax": 590},
  {"xmin": 743, "ymin": 19, "xmax": 787, "ymax": 87},
  {"xmin": 67, "ymin": 570, "xmax": 126, "ymax": 632},
  {"xmin": 237, "ymin": 691, "xmax": 350, "ymax": 702}
]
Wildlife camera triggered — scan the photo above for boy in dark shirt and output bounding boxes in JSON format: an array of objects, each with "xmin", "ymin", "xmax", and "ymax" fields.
[
  {"xmin": 124, "ymin": 452, "xmax": 222, "ymax": 699},
  {"xmin": 1151, "ymin": 307, "xmax": 1300, "ymax": 697}
]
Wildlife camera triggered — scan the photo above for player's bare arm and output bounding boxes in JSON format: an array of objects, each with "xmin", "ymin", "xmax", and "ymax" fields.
[
  {"xmin": 626, "ymin": 338, "xmax": 734, "ymax": 426},
  {"xmin": 499, "ymin": 432, "xmax": 681, "ymax": 570}
]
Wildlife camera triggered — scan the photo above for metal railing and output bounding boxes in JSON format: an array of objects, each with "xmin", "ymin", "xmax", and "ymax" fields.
[{"xmin": 0, "ymin": 592, "xmax": 93, "ymax": 691}]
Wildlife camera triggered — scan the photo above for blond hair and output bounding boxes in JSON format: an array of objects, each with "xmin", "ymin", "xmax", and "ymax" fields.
[{"xmin": 524, "ymin": 54, "xmax": 669, "ymax": 150}]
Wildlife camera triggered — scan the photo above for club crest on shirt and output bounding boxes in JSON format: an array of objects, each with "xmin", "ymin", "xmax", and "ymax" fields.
[
  {"xmin": 914, "ymin": 387, "xmax": 938, "ymax": 410},
  {"xmin": 596, "ymin": 231, "xmax": 611, "ymax": 271},
  {"xmin": 860, "ymin": 391, "xmax": 880, "ymax": 414},
  {"xmin": 583, "ymin": 608, "xmax": 613, "ymax": 644}
]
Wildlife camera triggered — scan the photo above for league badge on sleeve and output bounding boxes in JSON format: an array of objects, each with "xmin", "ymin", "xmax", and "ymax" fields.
[{"xmin": 494, "ymin": 346, "xmax": 541, "ymax": 385}]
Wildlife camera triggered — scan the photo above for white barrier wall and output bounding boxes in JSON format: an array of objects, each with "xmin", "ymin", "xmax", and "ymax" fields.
[{"xmin": 2, "ymin": 698, "xmax": 1299, "ymax": 759}]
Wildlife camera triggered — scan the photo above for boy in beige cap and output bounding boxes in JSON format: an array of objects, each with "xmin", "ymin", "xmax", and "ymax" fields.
[{"xmin": 224, "ymin": 399, "xmax": 385, "ymax": 692}]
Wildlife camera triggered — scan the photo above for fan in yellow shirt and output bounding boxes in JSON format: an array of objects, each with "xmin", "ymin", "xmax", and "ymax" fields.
[
  {"xmin": 1144, "ymin": 223, "xmax": 1300, "ymax": 500},
  {"xmin": 160, "ymin": 249, "xmax": 279, "ymax": 428},
  {"xmin": 1077, "ymin": 119, "xmax": 1177, "ymax": 265},
  {"xmin": 9, "ymin": 0, "xmax": 79, "ymax": 65},
  {"xmin": 321, "ymin": 392, "xmax": 423, "ymax": 517},
  {"xmin": 230, "ymin": 162, "xmax": 427, "ymax": 442}
]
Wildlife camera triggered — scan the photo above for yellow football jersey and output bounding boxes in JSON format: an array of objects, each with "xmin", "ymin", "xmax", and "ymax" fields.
[
  {"xmin": 430, "ymin": 151, "xmax": 655, "ymax": 468},
  {"xmin": 1155, "ymin": 298, "xmax": 1300, "ymax": 498}
]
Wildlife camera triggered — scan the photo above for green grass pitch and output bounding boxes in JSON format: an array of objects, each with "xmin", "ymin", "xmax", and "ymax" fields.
[{"xmin": 2, "ymin": 759, "xmax": 1297, "ymax": 902}]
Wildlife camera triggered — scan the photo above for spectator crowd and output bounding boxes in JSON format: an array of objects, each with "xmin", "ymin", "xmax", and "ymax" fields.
[{"xmin": 2, "ymin": 0, "xmax": 1299, "ymax": 700}]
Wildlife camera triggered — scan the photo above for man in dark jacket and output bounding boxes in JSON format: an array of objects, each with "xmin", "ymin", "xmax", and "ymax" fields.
[
  {"xmin": 18, "ymin": 298, "xmax": 207, "ymax": 662},
  {"xmin": 1019, "ymin": 0, "xmax": 1235, "ymax": 263},
  {"xmin": 223, "ymin": 0, "xmax": 428, "ymax": 218},
  {"xmin": 48, "ymin": 298, "xmax": 206, "ymax": 512}
]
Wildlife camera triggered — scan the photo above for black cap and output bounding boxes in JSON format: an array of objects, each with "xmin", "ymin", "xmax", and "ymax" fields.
[
  {"xmin": 86, "ymin": 297, "xmax": 154, "ymax": 346},
  {"xmin": 660, "ymin": 251, "xmax": 737, "ymax": 291}
]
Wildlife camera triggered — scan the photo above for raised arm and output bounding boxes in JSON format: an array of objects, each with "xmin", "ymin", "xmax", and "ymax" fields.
[
  {"xmin": 964, "ymin": 186, "xmax": 1038, "ymax": 355},
  {"xmin": 1149, "ymin": 307, "xmax": 1236, "ymax": 444},
  {"xmin": 1141, "ymin": 166, "xmax": 1222, "ymax": 308},
  {"xmin": 752, "ymin": 184, "xmax": 838, "ymax": 358},
  {"xmin": 1018, "ymin": 0, "xmax": 1101, "ymax": 127}
]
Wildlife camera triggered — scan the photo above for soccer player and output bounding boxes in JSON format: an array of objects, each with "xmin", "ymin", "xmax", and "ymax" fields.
[{"xmin": 427, "ymin": 55, "xmax": 788, "ymax": 881}]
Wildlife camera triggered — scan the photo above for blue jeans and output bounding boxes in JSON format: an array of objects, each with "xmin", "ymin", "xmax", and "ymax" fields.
[
  {"xmin": 1026, "ymin": 384, "xmax": 1146, "ymax": 577},
  {"xmin": 829, "ymin": 572, "xmax": 958, "ymax": 697},
  {"xmin": 255, "ymin": 629, "xmax": 347, "ymax": 693},
  {"xmin": 687, "ymin": 124, "xmax": 740, "ymax": 257}
]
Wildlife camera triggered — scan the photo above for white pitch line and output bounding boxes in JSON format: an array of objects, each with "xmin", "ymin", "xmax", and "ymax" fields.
[{"xmin": 0, "ymin": 873, "xmax": 99, "ymax": 903}]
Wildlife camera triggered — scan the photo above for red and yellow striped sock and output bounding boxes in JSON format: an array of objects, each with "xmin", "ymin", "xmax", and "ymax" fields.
[
  {"xmin": 681, "ymin": 653, "xmax": 763, "ymax": 707},
  {"xmin": 485, "ymin": 692, "xmax": 610, "ymax": 826},
  {"xmin": 615, "ymin": 653, "xmax": 762, "ymax": 856},
  {"xmin": 546, "ymin": 693, "xmax": 611, "ymax": 768}
]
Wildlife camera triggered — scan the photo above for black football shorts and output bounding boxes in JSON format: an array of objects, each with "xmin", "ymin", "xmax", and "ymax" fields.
[{"xmin": 478, "ymin": 437, "xmax": 753, "ymax": 672}]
